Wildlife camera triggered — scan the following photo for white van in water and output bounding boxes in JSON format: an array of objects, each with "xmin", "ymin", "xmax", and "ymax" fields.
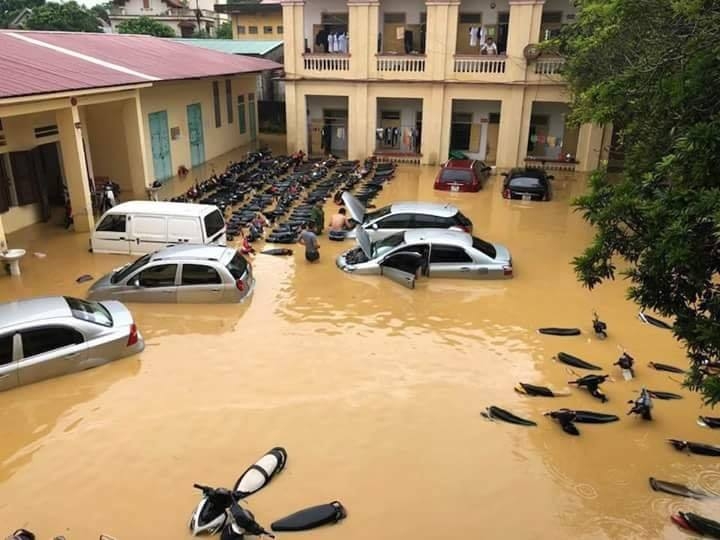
[{"xmin": 91, "ymin": 201, "xmax": 226, "ymax": 255}]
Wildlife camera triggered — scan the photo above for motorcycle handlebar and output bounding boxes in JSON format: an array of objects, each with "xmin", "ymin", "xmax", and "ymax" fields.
[{"xmin": 193, "ymin": 483, "xmax": 212, "ymax": 492}]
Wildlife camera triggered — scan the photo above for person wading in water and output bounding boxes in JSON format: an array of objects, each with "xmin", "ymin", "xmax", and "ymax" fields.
[{"xmin": 298, "ymin": 222, "xmax": 320, "ymax": 262}]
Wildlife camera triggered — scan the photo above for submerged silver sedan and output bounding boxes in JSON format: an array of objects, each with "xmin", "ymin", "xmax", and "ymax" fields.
[
  {"xmin": 0, "ymin": 296, "xmax": 144, "ymax": 392},
  {"xmin": 87, "ymin": 245, "xmax": 254, "ymax": 304},
  {"xmin": 336, "ymin": 227, "xmax": 513, "ymax": 288}
]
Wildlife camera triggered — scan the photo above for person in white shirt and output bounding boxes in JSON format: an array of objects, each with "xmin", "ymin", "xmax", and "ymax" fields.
[{"xmin": 481, "ymin": 36, "xmax": 498, "ymax": 55}]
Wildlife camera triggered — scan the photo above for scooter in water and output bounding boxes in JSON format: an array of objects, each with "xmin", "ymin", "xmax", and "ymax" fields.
[
  {"xmin": 614, "ymin": 348, "xmax": 635, "ymax": 380},
  {"xmin": 221, "ymin": 497, "xmax": 274, "ymax": 540},
  {"xmin": 189, "ymin": 484, "xmax": 235, "ymax": 535},
  {"xmin": 592, "ymin": 311, "xmax": 608, "ymax": 339},
  {"xmin": 628, "ymin": 387, "xmax": 654, "ymax": 420}
]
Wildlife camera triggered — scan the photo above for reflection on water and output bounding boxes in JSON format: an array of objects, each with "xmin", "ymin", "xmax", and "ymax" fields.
[{"xmin": 0, "ymin": 166, "xmax": 715, "ymax": 539}]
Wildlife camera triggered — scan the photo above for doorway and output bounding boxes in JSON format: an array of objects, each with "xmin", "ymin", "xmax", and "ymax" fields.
[
  {"xmin": 450, "ymin": 112, "xmax": 472, "ymax": 150},
  {"xmin": 148, "ymin": 110, "xmax": 173, "ymax": 181},
  {"xmin": 186, "ymin": 103, "xmax": 205, "ymax": 168}
]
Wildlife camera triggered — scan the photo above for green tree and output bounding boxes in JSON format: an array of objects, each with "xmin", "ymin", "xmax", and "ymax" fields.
[
  {"xmin": 0, "ymin": 0, "xmax": 44, "ymax": 28},
  {"xmin": 90, "ymin": 1, "xmax": 112, "ymax": 24},
  {"xmin": 24, "ymin": 1, "xmax": 101, "ymax": 31},
  {"xmin": 216, "ymin": 20, "xmax": 231, "ymax": 39},
  {"xmin": 117, "ymin": 16, "xmax": 175, "ymax": 37},
  {"xmin": 560, "ymin": 0, "xmax": 720, "ymax": 403}
]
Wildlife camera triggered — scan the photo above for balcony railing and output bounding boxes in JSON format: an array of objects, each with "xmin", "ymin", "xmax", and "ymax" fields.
[
  {"xmin": 303, "ymin": 54, "xmax": 350, "ymax": 72},
  {"xmin": 453, "ymin": 56, "xmax": 506, "ymax": 74},
  {"xmin": 376, "ymin": 55, "xmax": 426, "ymax": 73},
  {"xmin": 533, "ymin": 57, "xmax": 565, "ymax": 75}
]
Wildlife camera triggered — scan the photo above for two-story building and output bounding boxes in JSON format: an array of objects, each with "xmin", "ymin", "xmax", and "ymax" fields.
[
  {"xmin": 281, "ymin": 0, "xmax": 608, "ymax": 171},
  {"xmin": 110, "ymin": 0, "xmax": 224, "ymax": 37},
  {"xmin": 215, "ymin": 0, "xmax": 284, "ymax": 41}
]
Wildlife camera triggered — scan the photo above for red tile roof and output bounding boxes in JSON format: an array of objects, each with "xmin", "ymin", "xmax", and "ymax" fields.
[{"xmin": 0, "ymin": 30, "xmax": 281, "ymax": 100}]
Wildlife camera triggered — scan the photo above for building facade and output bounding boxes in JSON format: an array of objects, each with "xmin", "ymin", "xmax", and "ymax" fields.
[
  {"xmin": 0, "ymin": 31, "xmax": 278, "ymax": 246},
  {"xmin": 281, "ymin": 0, "xmax": 608, "ymax": 170},
  {"xmin": 215, "ymin": 0, "xmax": 284, "ymax": 41},
  {"xmin": 110, "ymin": 0, "xmax": 224, "ymax": 37}
]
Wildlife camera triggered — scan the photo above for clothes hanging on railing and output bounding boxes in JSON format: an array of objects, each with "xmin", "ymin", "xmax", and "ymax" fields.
[
  {"xmin": 391, "ymin": 127, "xmax": 400, "ymax": 146},
  {"xmin": 412, "ymin": 127, "xmax": 421, "ymax": 153},
  {"xmin": 384, "ymin": 127, "xmax": 392, "ymax": 145},
  {"xmin": 404, "ymin": 30, "xmax": 413, "ymax": 54},
  {"xmin": 376, "ymin": 128, "xmax": 384, "ymax": 141},
  {"xmin": 337, "ymin": 33, "xmax": 347, "ymax": 54},
  {"xmin": 469, "ymin": 26, "xmax": 478, "ymax": 47},
  {"xmin": 316, "ymin": 28, "xmax": 329, "ymax": 52}
]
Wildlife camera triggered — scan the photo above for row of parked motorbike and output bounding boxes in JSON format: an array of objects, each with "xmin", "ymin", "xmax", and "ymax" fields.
[{"xmin": 165, "ymin": 149, "xmax": 399, "ymax": 245}]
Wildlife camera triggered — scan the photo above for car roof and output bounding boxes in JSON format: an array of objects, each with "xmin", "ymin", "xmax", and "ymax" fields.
[
  {"xmin": 403, "ymin": 229, "xmax": 473, "ymax": 246},
  {"xmin": 105, "ymin": 201, "xmax": 218, "ymax": 217},
  {"xmin": 444, "ymin": 159, "xmax": 478, "ymax": 169},
  {"xmin": 508, "ymin": 167, "xmax": 546, "ymax": 178},
  {"xmin": 149, "ymin": 244, "xmax": 234, "ymax": 263},
  {"xmin": 0, "ymin": 296, "xmax": 71, "ymax": 329},
  {"xmin": 389, "ymin": 201, "xmax": 459, "ymax": 217}
]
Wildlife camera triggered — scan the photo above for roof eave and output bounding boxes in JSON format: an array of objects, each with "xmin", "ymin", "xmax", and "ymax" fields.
[{"xmin": 0, "ymin": 82, "xmax": 152, "ymax": 107}]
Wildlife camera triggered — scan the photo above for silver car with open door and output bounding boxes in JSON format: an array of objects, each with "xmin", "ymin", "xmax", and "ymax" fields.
[
  {"xmin": 0, "ymin": 296, "xmax": 144, "ymax": 392},
  {"xmin": 341, "ymin": 192, "xmax": 473, "ymax": 242},
  {"xmin": 336, "ymin": 227, "xmax": 513, "ymax": 288}
]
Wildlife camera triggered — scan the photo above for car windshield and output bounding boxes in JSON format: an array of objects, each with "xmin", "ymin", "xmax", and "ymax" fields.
[
  {"xmin": 440, "ymin": 169, "xmax": 473, "ymax": 183},
  {"xmin": 371, "ymin": 232, "xmax": 405, "ymax": 259},
  {"xmin": 204, "ymin": 209, "xmax": 225, "ymax": 239},
  {"xmin": 226, "ymin": 251, "xmax": 248, "ymax": 279},
  {"xmin": 64, "ymin": 297, "xmax": 113, "ymax": 327},
  {"xmin": 363, "ymin": 205, "xmax": 391, "ymax": 223},
  {"xmin": 111, "ymin": 254, "xmax": 151, "ymax": 284},
  {"xmin": 509, "ymin": 176, "xmax": 545, "ymax": 188},
  {"xmin": 472, "ymin": 237, "xmax": 497, "ymax": 259}
]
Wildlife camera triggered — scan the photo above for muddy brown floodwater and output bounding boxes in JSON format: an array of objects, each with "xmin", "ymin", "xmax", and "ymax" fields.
[{"xmin": 0, "ymin": 166, "xmax": 716, "ymax": 539}]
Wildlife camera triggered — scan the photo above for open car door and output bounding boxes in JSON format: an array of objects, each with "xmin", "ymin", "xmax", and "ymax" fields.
[{"xmin": 379, "ymin": 251, "xmax": 427, "ymax": 289}]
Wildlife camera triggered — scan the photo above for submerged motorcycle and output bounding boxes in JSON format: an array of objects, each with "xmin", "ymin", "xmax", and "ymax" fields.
[
  {"xmin": 189, "ymin": 484, "xmax": 274, "ymax": 539},
  {"xmin": 592, "ymin": 311, "xmax": 608, "ymax": 339},
  {"xmin": 189, "ymin": 484, "xmax": 235, "ymax": 535},
  {"xmin": 189, "ymin": 447, "xmax": 287, "ymax": 537},
  {"xmin": 628, "ymin": 388, "xmax": 654, "ymax": 420}
]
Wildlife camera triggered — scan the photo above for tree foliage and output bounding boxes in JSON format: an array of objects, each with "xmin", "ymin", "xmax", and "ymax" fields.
[
  {"xmin": 216, "ymin": 21, "xmax": 231, "ymax": 39},
  {"xmin": 90, "ymin": 1, "xmax": 112, "ymax": 24},
  {"xmin": 117, "ymin": 15, "xmax": 175, "ymax": 37},
  {"xmin": 0, "ymin": 0, "xmax": 43, "ymax": 28},
  {"xmin": 24, "ymin": 1, "xmax": 101, "ymax": 31},
  {"xmin": 560, "ymin": 0, "xmax": 720, "ymax": 403}
]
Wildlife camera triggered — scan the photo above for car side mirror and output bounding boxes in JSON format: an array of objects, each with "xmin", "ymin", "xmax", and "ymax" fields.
[
  {"xmin": 500, "ymin": 172, "xmax": 508, "ymax": 176},
  {"xmin": 547, "ymin": 175, "xmax": 555, "ymax": 180},
  {"xmin": 131, "ymin": 279, "xmax": 141, "ymax": 288},
  {"xmin": 484, "ymin": 167, "xmax": 492, "ymax": 172},
  {"xmin": 371, "ymin": 223, "xmax": 379, "ymax": 230}
]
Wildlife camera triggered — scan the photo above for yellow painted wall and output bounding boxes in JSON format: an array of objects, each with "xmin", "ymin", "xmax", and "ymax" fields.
[
  {"xmin": 84, "ymin": 101, "xmax": 133, "ymax": 195},
  {"xmin": 232, "ymin": 11, "xmax": 283, "ymax": 40},
  {"xmin": 139, "ymin": 76, "xmax": 257, "ymax": 180}
]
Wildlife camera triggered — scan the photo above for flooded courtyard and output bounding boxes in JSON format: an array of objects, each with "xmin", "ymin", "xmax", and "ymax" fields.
[{"xmin": 0, "ymin": 165, "xmax": 714, "ymax": 539}]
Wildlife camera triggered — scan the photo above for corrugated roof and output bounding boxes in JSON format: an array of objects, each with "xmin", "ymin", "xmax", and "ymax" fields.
[
  {"xmin": 172, "ymin": 39, "xmax": 282, "ymax": 56},
  {"xmin": 0, "ymin": 30, "xmax": 281, "ymax": 100}
]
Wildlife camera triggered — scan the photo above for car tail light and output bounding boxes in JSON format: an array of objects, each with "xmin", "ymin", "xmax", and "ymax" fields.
[
  {"xmin": 127, "ymin": 324, "xmax": 138, "ymax": 347},
  {"xmin": 459, "ymin": 225, "xmax": 471, "ymax": 232},
  {"xmin": 503, "ymin": 265, "xmax": 513, "ymax": 277},
  {"xmin": 433, "ymin": 182, "xmax": 440, "ymax": 189},
  {"xmin": 236, "ymin": 279, "xmax": 245, "ymax": 292},
  {"xmin": 502, "ymin": 188, "xmax": 510, "ymax": 199}
]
